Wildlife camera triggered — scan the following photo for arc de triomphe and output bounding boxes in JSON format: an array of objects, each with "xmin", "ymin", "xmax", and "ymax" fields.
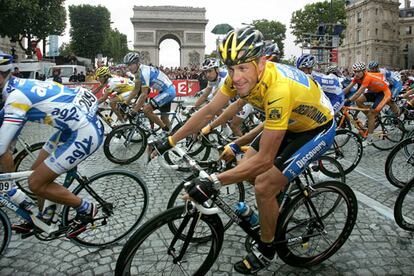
[{"xmin": 130, "ymin": 6, "xmax": 208, "ymax": 67}]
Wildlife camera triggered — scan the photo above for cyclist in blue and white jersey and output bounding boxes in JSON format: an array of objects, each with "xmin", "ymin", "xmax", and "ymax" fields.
[
  {"xmin": 193, "ymin": 58, "xmax": 228, "ymax": 110},
  {"xmin": 0, "ymin": 54, "xmax": 103, "ymax": 237},
  {"xmin": 296, "ymin": 54, "xmax": 344, "ymax": 114},
  {"xmin": 123, "ymin": 52, "xmax": 176, "ymax": 131},
  {"xmin": 367, "ymin": 60, "xmax": 401, "ymax": 115}
]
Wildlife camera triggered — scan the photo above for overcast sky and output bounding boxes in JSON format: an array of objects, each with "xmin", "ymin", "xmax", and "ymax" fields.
[{"xmin": 62, "ymin": 0, "xmax": 404, "ymax": 67}]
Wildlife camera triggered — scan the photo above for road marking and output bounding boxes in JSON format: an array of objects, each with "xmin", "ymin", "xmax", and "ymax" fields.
[{"xmin": 354, "ymin": 190, "xmax": 395, "ymax": 221}]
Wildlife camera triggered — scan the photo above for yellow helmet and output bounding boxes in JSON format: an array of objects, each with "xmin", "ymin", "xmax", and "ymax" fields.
[
  {"xmin": 95, "ymin": 66, "xmax": 111, "ymax": 78},
  {"xmin": 217, "ymin": 26, "xmax": 264, "ymax": 66}
]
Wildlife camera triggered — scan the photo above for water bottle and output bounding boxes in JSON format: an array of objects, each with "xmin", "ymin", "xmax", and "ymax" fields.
[
  {"xmin": 7, "ymin": 188, "xmax": 36, "ymax": 211},
  {"xmin": 235, "ymin": 202, "xmax": 259, "ymax": 227}
]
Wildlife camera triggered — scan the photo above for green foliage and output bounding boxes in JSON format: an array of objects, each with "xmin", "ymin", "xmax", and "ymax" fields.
[
  {"xmin": 290, "ymin": 0, "xmax": 346, "ymax": 45},
  {"xmin": 69, "ymin": 4, "xmax": 111, "ymax": 61},
  {"xmin": 0, "ymin": 0, "xmax": 66, "ymax": 55},
  {"xmin": 59, "ymin": 42, "xmax": 74, "ymax": 57},
  {"xmin": 102, "ymin": 28, "xmax": 129, "ymax": 64},
  {"xmin": 280, "ymin": 56, "xmax": 297, "ymax": 66},
  {"xmin": 251, "ymin": 19, "xmax": 286, "ymax": 58}
]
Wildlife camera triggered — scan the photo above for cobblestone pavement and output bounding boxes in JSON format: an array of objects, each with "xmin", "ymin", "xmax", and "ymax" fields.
[{"xmin": 1, "ymin": 123, "xmax": 414, "ymax": 275}]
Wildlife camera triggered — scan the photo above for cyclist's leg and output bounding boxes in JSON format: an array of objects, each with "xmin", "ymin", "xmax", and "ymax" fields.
[
  {"xmin": 146, "ymin": 86, "xmax": 175, "ymax": 130},
  {"xmin": 29, "ymin": 121, "xmax": 103, "ymax": 208},
  {"xmin": 111, "ymin": 92, "xmax": 130, "ymax": 122}
]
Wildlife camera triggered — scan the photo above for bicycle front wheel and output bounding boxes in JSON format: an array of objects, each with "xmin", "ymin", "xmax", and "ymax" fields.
[
  {"xmin": 115, "ymin": 205, "xmax": 223, "ymax": 276},
  {"xmin": 62, "ymin": 170, "xmax": 149, "ymax": 247},
  {"xmin": 0, "ymin": 208, "xmax": 11, "ymax": 256},
  {"xmin": 275, "ymin": 181, "xmax": 357, "ymax": 267},
  {"xmin": 103, "ymin": 124, "xmax": 147, "ymax": 164},
  {"xmin": 385, "ymin": 136, "xmax": 414, "ymax": 188},
  {"xmin": 394, "ymin": 177, "xmax": 414, "ymax": 231}
]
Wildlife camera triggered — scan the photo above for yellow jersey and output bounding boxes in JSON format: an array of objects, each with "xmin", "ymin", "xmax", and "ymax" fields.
[
  {"xmin": 221, "ymin": 62, "xmax": 334, "ymax": 133},
  {"xmin": 105, "ymin": 76, "xmax": 135, "ymax": 94}
]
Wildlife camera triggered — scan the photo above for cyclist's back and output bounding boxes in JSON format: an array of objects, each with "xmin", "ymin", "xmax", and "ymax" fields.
[{"xmin": 312, "ymin": 71, "xmax": 344, "ymax": 114}]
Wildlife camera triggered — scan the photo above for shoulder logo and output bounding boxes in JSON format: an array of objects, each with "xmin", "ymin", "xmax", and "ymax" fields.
[{"xmin": 268, "ymin": 107, "xmax": 282, "ymax": 120}]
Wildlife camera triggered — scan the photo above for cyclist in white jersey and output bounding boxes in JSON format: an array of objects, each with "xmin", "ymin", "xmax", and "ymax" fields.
[
  {"xmin": 0, "ymin": 54, "xmax": 103, "ymax": 237},
  {"xmin": 296, "ymin": 54, "xmax": 344, "ymax": 114},
  {"xmin": 123, "ymin": 52, "xmax": 176, "ymax": 131},
  {"xmin": 95, "ymin": 66, "xmax": 135, "ymax": 123}
]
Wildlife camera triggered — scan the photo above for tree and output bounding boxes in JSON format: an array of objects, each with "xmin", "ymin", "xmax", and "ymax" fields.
[
  {"xmin": 102, "ymin": 28, "xmax": 129, "ymax": 64},
  {"xmin": 68, "ymin": 4, "xmax": 111, "ymax": 63},
  {"xmin": 0, "ymin": 0, "xmax": 66, "ymax": 56},
  {"xmin": 290, "ymin": 0, "xmax": 346, "ymax": 46},
  {"xmin": 251, "ymin": 20, "xmax": 286, "ymax": 58}
]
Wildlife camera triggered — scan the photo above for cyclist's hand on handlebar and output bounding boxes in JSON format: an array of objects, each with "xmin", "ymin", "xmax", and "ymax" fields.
[
  {"xmin": 200, "ymin": 124, "xmax": 212, "ymax": 136},
  {"xmin": 220, "ymin": 143, "xmax": 242, "ymax": 162},
  {"xmin": 184, "ymin": 177, "xmax": 219, "ymax": 204},
  {"xmin": 149, "ymin": 136, "xmax": 174, "ymax": 159}
]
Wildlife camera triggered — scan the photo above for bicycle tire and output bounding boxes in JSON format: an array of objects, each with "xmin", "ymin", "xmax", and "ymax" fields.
[
  {"xmin": 103, "ymin": 124, "xmax": 147, "ymax": 164},
  {"xmin": 310, "ymin": 155, "xmax": 346, "ymax": 183},
  {"xmin": 372, "ymin": 115, "xmax": 405, "ymax": 150},
  {"xmin": 275, "ymin": 181, "xmax": 357, "ymax": 267},
  {"xmin": 13, "ymin": 142, "xmax": 45, "ymax": 198},
  {"xmin": 0, "ymin": 208, "xmax": 11, "ymax": 256},
  {"xmin": 167, "ymin": 180, "xmax": 245, "ymax": 238},
  {"xmin": 394, "ymin": 177, "xmax": 414, "ymax": 231},
  {"xmin": 325, "ymin": 129, "xmax": 363, "ymax": 175},
  {"xmin": 61, "ymin": 170, "xmax": 149, "ymax": 247},
  {"xmin": 115, "ymin": 205, "xmax": 223, "ymax": 276},
  {"xmin": 385, "ymin": 136, "xmax": 414, "ymax": 188}
]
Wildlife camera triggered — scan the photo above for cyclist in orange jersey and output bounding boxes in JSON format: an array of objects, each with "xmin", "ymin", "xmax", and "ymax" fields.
[{"xmin": 343, "ymin": 62, "xmax": 391, "ymax": 146}]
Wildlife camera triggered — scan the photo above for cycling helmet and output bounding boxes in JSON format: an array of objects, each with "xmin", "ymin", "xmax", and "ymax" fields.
[
  {"xmin": 95, "ymin": 66, "xmax": 111, "ymax": 78},
  {"xmin": 201, "ymin": 58, "xmax": 220, "ymax": 70},
  {"xmin": 367, "ymin": 60, "xmax": 379, "ymax": 71},
  {"xmin": 0, "ymin": 54, "xmax": 13, "ymax": 72},
  {"xmin": 326, "ymin": 65, "xmax": 339, "ymax": 75},
  {"xmin": 217, "ymin": 26, "xmax": 265, "ymax": 66},
  {"xmin": 352, "ymin": 62, "xmax": 366, "ymax": 72},
  {"xmin": 123, "ymin": 52, "xmax": 140, "ymax": 65},
  {"xmin": 296, "ymin": 54, "xmax": 316, "ymax": 69},
  {"xmin": 264, "ymin": 41, "xmax": 280, "ymax": 58}
]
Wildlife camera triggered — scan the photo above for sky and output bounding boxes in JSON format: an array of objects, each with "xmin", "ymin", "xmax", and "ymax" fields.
[{"xmin": 60, "ymin": 0, "xmax": 405, "ymax": 67}]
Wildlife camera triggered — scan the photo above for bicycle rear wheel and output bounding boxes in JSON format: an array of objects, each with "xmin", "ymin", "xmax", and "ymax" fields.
[
  {"xmin": 115, "ymin": 205, "xmax": 223, "ymax": 276},
  {"xmin": 372, "ymin": 115, "xmax": 405, "ymax": 150},
  {"xmin": 275, "ymin": 181, "xmax": 357, "ymax": 267},
  {"xmin": 0, "ymin": 208, "xmax": 11, "ymax": 256},
  {"xmin": 13, "ymin": 142, "xmax": 45, "ymax": 199},
  {"xmin": 385, "ymin": 136, "xmax": 414, "ymax": 188},
  {"xmin": 394, "ymin": 177, "xmax": 414, "ymax": 231},
  {"xmin": 62, "ymin": 170, "xmax": 148, "ymax": 247},
  {"xmin": 103, "ymin": 124, "xmax": 147, "ymax": 164}
]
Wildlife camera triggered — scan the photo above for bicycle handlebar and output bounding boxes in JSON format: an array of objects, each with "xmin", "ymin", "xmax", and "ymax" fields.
[{"xmin": 0, "ymin": 170, "xmax": 33, "ymax": 180}]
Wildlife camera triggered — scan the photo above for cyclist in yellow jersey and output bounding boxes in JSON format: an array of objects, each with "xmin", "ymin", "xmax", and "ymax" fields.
[
  {"xmin": 152, "ymin": 27, "xmax": 336, "ymax": 274},
  {"xmin": 95, "ymin": 66, "xmax": 135, "ymax": 123}
]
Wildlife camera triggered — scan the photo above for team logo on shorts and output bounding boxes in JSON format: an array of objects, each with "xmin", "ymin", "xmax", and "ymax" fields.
[{"xmin": 268, "ymin": 107, "xmax": 282, "ymax": 120}]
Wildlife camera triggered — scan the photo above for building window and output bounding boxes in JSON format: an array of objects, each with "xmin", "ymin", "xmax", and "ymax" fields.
[
  {"xmin": 357, "ymin": 12, "xmax": 362, "ymax": 23},
  {"xmin": 357, "ymin": 30, "xmax": 362, "ymax": 42},
  {"xmin": 406, "ymin": 26, "xmax": 412, "ymax": 35},
  {"xmin": 375, "ymin": 8, "xmax": 378, "ymax": 16},
  {"xmin": 375, "ymin": 28, "xmax": 378, "ymax": 36}
]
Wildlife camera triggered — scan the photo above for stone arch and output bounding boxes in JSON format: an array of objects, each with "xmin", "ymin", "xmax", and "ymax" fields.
[{"xmin": 131, "ymin": 6, "xmax": 208, "ymax": 67}]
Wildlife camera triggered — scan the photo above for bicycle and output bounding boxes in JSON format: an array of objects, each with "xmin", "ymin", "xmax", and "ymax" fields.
[
  {"xmin": 0, "ymin": 166, "xmax": 149, "ymax": 254},
  {"xmin": 336, "ymin": 105, "xmax": 405, "ymax": 150},
  {"xmin": 385, "ymin": 135, "xmax": 414, "ymax": 188},
  {"xmin": 115, "ymin": 147, "xmax": 357, "ymax": 275},
  {"xmin": 394, "ymin": 176, "xmax": 414, "ymax": 231},
  {"xmin": 103, "ymin": 100, "xmax": 203, "ymax": 165}
]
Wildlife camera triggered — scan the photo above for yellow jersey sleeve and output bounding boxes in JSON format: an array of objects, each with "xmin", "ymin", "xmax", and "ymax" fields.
[{"xmin": 220, "ymin": 76, "xmax": 237, "ymax": 98}]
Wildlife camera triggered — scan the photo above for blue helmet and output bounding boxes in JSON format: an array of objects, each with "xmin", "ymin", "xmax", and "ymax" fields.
[
  {"xmin": 264, "ymin": 41, "xmax": 280, "ymax": 58},
  {"xmin": 296, "ymin": 54, "xmax": 316, "ymax": 69},
  {"xmin": 0, "ymin": 54, "xmax": 13, "ymax": 72},
  {"xmin": 367, "ymin": 60, "xmax": 379, "ymax": 71}
]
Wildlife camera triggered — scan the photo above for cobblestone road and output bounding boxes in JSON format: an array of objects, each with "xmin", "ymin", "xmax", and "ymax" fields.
[{"xmin": 0, "ymin": 123, "xmax": 414, "ymax": 275}]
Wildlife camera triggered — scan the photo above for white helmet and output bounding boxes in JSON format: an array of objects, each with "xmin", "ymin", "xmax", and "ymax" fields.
[
  {"xmin": 201, "ymin": 58, "xmax": 220, "ymax": 70},
  {"xmin": 352, "ymin": 62, "xmax": 366, "ymax": 72}
]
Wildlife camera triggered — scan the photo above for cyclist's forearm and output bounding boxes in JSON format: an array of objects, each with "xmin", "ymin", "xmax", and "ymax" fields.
[
  {"xmin": 210, "ymin": 102, "xmax": 241, "ymax": 129},
  {"xmin": 233, "ymin": 123, "xmax": 263, "ymax": 147},
  {"xmin": 194, "ymin": 90, "xmax": 209, "ymax": 109},
  {"xmin": 133, "ymin": 93, "xmax": 147, "ymax": 113},
  {"xmin": 349, "ymin": 87, "xmax": 365, "ymax": 102},
  {"xmin": 125, "ymin": 89, "xmax": 139, "ymax": 104}
]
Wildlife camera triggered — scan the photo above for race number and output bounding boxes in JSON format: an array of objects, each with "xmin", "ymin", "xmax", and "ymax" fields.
[
  {"xmin": 220, "ymin": 185, "xmax": 236, "ymax": 196},
  {"xmin": 0, "ymin": 180, "xmax": 14, "ymax": 193}
]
